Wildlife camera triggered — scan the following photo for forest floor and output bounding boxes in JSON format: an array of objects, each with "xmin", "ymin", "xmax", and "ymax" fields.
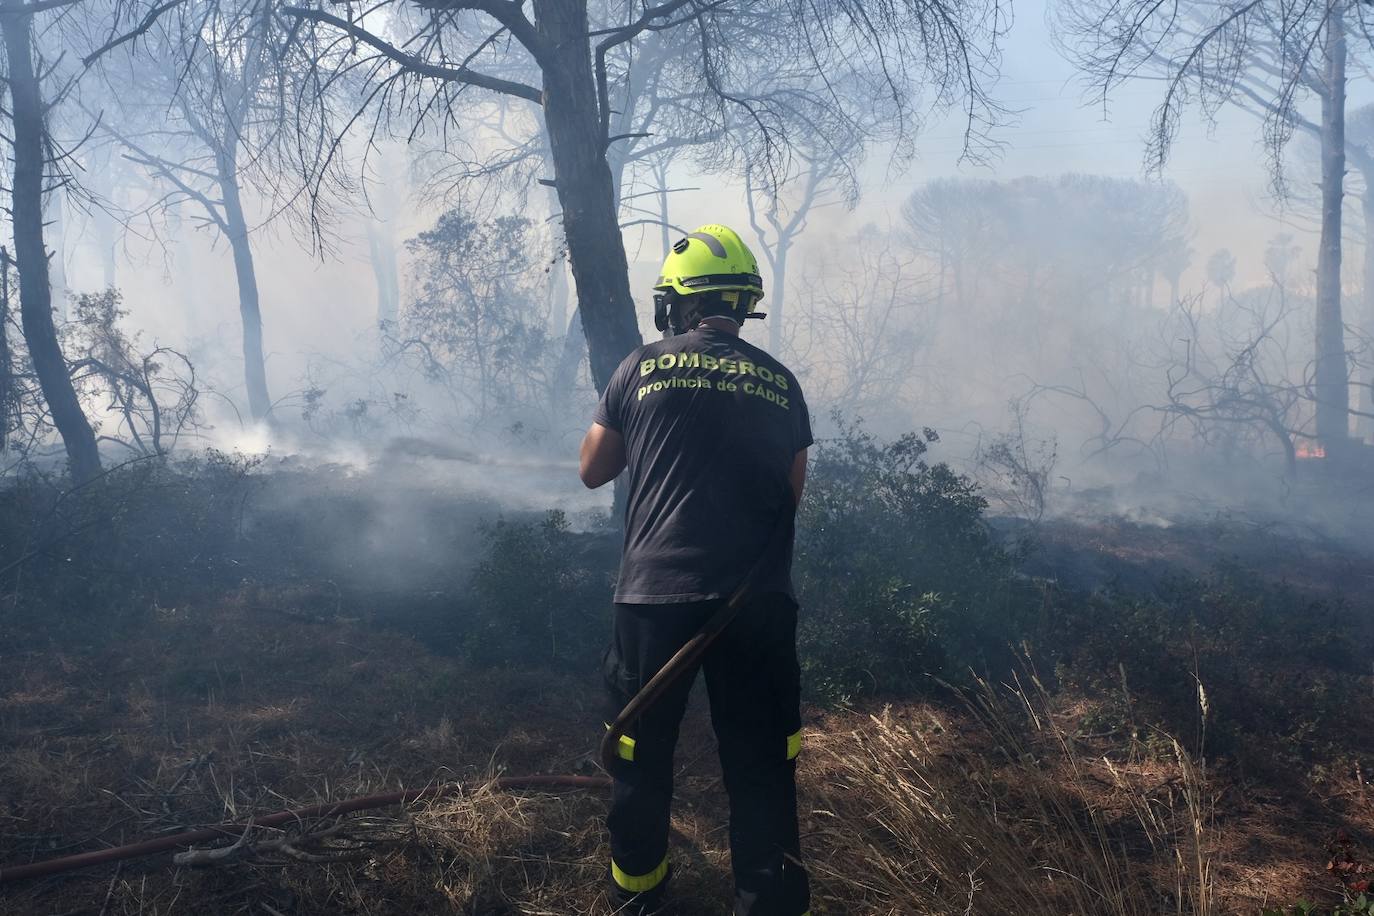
[{"xmin": 3, "ymin": 508, "xmax": 1374, "ymax": 914}]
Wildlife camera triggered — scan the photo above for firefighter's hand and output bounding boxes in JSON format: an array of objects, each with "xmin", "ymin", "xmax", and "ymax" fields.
[{"xmin": 579, "ymin": 422, "xmax": 626, "ymax": 488}]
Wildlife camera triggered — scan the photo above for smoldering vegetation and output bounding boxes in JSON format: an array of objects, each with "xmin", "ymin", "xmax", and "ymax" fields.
[
  {"xmin": 7, "ymin": 417, "xmax": 1374, "ymax": 913},
  {"xmin": 5, "ymin": 0, "xmax": 1374, "ymax": 914}
]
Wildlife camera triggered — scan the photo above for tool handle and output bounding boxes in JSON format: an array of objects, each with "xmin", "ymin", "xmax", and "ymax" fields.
[{"xmin": 599, "ymin": 506, "xmax": 796, "ymax": 775}]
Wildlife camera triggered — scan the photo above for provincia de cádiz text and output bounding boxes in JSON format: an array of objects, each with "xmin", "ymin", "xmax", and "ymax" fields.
[{"xmin": 636, "ymin": 351, "xmax": 791, "ymax": 409}]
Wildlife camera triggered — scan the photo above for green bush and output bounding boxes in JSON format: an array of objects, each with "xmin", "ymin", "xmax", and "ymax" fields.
[
  {"xmin": 0, "ymin": 450, "xmax": 264, "ymax": 621},
  {"xmin": 1263, "ymin": 896, "xmax": 1374, "ymax": 916},
  {"xmin": 794, "ymin": 421, "xmax": 1032, "ymax": 702},
  {"xmin": 465, "ymin": 510, "xmax": 613, "ymax": 668},
  {"xmin": 1048, "ymin": 561, "xmax": 1372, "ymax": 760},
  {"xmin": 455, "ymin": 424, "xmax": 1033, "ymax": 699}
]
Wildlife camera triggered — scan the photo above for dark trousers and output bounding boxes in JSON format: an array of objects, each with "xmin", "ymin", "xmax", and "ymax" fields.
[{"xmin": 602, "ymin": 593, "xmax": 810, "ymax": 916}]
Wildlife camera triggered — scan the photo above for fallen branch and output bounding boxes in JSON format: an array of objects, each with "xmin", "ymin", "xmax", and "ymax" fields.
[
  {"xmin": 173, "ymin": 820, "xmax": 254, "ymax": 866},
  {"xmin": 0, "ymin": 774, "xmax": 609, "ymax": 883},
  {"xmin": 171, "ymin": 819, "xmax": 385, "ymax": 867}
]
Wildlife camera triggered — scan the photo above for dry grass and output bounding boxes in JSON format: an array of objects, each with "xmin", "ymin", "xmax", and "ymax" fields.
[
  {"xmin": 407, "ymin": 782, "xmax": 607, "ymax": 913},
  {"xmin": 803, "ymin": 673, "xmax": 1215, "ymax": 915},
  {"xmin": 0, "ymin": 589, "xmax": 1360, "ymax": 915}
]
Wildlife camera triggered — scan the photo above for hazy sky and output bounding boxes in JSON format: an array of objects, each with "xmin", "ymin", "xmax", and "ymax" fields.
[
  {"xmin": 639, "ymin": 0, "xmax": 1349, "ymax": 295},
  {"xmin": 80, "ymin": 0, "xmax": 1370, "ymax": 400},
  {"xmin": 907, "ymin": 0, "xmax": 1282, "ymax": 287}
]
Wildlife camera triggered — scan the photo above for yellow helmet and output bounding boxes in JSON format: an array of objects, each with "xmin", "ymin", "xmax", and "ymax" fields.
[
  {"xmin": 654, "ymin": 224, "xmax": 765, "ymax": 299},
  {"xmin": 651, "ymin": 225, "xmax": 763, "ymax": 336}
]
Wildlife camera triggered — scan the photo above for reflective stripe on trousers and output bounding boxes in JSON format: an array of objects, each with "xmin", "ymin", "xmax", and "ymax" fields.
[
  {"xmin": 603, "ymin": 594, "xmax": 810, "ymax": 916},
  {"xmin": 612, "ymin": 853, "xmax": 669, "ymax": 893}
]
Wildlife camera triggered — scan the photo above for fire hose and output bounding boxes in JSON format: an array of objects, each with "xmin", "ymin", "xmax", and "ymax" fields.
[{"xmin": 0, "ymin": 510, "xmax": 794, "ymax": 885}]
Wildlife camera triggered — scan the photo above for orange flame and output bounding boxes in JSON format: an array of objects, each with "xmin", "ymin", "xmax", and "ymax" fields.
[{"xmin": 1296, "ymin": 443, "xmax": 1326, "ymax": 459}]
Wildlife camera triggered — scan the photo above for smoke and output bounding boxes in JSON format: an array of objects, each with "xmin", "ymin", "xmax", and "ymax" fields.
[
  {"xmin": 221, "ymin": 435, "xmax": 605, "ymax": 598},
  {"xmin": 9, "ymin": 0, "xmax": 1367, "ymax": 550}
]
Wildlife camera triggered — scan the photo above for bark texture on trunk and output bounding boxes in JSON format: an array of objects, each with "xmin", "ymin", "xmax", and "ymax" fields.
[
  {"xmin": 218, "ymin": 147, "xmax": 271, "ymax": 420},
  {"xmin": 0, "ymin": 249, "xmax": 11, "ymax": 453},
  {"xmin": 533, "ymin": 0, "xmax": 642, "ymax": 393},
  {"xmin": 1, "ymin": 4, "xmax": 100, "ymax": 482},
  {"xmin": 1315, "ymin": 7, "xmax": 1350, "ymax": 449},
  {"xmin": 1360, "ymin": 169, "xmax": 1374, "ymax": 441}
]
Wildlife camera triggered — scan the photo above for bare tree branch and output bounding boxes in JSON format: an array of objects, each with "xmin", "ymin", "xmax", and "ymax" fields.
[{"xmin": 281, "ymin": 5, "xmax": 542, "ymax": 103}]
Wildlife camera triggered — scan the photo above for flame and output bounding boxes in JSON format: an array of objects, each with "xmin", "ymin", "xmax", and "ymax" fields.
[{"xmin": 1296, "ymin": 443, "xmax": 1326, "ymax": 459}]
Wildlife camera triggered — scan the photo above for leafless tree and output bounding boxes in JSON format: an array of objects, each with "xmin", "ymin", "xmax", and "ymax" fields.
[
  {"xmin": 63, "ymin": 289, "xmax": 201, "ymax": 456},
  {"xmin": 0, "ymin": 0, "xmax": 105, "ymax": 482},
  {"xmin": 93, "ymin": 9, "xmax": 270, "ymax": 421},
  {"xmin": 1153, "ymin": 289, "xmax": 1311, "ymax": 473},
  {"xmin": 86, "ymin": 0, "xmax": 355, "ymax": 423},
  {"xmin": 973, "ymin": 397, "xmax": 1058, "ymax": 523},
  {"xmin": 1055, "ymin": 0, "xmax": 1371, "ymax": 451},
  {"xmin": 1022, "ymin": 371, "xmax": 1162, "ymax": 468},
  {"xmin": 278, "ymin": 0, "xmax": 1007, "ymax": 395},
  {"xmin": 790, "ymin": 230, "xmax": 930, "ymax": 422},
  {"xmin": 1034, "ymin": 282, "xmax": 1360, "ymax": 477},
  {"xmin": 745, "ymin": 122, "xmax": 863, "ymax": 355},
  {"xmin": 0, "ymin": 249, "xmax": 14, "ymax": 455}
]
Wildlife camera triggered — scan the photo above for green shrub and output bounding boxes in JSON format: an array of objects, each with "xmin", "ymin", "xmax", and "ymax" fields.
[
  {"xmin": 1263, "ymin": 896, "xmax": 1374, "ymax": 916},
  {"xmin": 0, "ymin": 450, "xmax": 264, "ymax": 622},
  {"xmin": 794, "ymin": 421, "xmax": 1033, "ymax": 702},
  {"xmin": 454, "ymin": 423, "xmax": 1034, "ymax": 697},
  {"xmin": 1049, "ymin": 562, "xmax": 1372, "ymax": 760},
  {"xmin": 451, "ymin": 424, "xmax": 1034, "ymax": 695},
  {"xmin": 465, "ymin": 510, "xmax": 612, "ymax": 668}
]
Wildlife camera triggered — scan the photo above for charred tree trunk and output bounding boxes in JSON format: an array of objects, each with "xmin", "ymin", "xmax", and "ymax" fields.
[
  {"xmin": 217, "ymin": 147, "xmax": 271, "ymax": 421},
  {"xmin": 534, "ymin": 0, "xmax": 642, "ymax": 393},
  {"xmin": 1, "ymin": 4, "xmax": 100, "ymax": 482},
  {"xmin": 0, "ymin": 248, "xmax": 11, "ymax": 453},
  {"xmin": 1360, "ymin": 168, "xmax": 1374, "ymax": 441},
  {"xmin": 1315, "ymin": 7, "xmax": 1350, "ymax": 450},
  {"xmin": 537, "ymin": 133, "xmax": 570, "ymax": 337}
]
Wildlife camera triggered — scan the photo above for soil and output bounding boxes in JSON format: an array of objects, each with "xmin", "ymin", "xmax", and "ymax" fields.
[{"xmin": 2, "ymin": 515, "xmax": 1373, "ymax": 915}]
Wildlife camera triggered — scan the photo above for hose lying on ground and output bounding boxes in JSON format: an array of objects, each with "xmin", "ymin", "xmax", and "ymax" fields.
[
  {"xmin": 1, "ymin": 507, "xmax": 796, "ymax": 885},
  {"xmin": 0, "ymin": 775, "xmax": 610, "ymax": 883}
]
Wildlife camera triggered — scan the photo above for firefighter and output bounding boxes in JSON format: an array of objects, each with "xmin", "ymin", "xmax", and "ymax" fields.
[{"xmin": 579, "ymin": 224, "xmax": 812, "ymax": 916}]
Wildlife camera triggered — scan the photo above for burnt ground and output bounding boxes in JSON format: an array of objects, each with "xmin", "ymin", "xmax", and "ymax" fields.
[{"xmin": 2, "ymin": 513, "xmax": 1374, "ymax": 914}]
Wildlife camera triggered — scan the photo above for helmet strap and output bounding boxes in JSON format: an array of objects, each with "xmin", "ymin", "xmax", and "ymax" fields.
[
  {"xmin": 653, "ymin": 292, "xmax": 673, "ymax": 336},
  {"xmin": 655, "ymin": 290, "xmax": 763, "ymax": 337},
  {"xmin": 653, "ymin": 290, "xmax": 697, "ymax": 337}
]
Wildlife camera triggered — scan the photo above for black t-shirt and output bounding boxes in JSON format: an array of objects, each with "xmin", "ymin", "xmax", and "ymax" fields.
[{"xmin": 593, "ymin": 327, "xmax": 812, "ymax": 603}]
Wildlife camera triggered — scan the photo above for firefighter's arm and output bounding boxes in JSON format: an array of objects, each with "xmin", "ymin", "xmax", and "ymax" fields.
[
  {"xmin": 579, "ymin": 422, "xmax": 626, "ymax": 489},
  {"xmin": 790, "ymin": 448, "xmax": 808, "ymax": 505}
]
